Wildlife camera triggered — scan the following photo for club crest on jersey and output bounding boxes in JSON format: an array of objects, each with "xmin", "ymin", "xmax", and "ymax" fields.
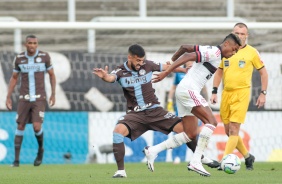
[
  {"xmin": 139, "ymin": 69, "xmax": 146, "ymax": 75},
  {"xmin": 36, "ymin": 57, "xmax": 42, "ymax": 63},
  {"xmin": 224, "ymin": 60, "xmax": 229, "ymax": 67},
  {"xmin": 239, "ymin": 60, "xmax": 246, "ymax": 68}
]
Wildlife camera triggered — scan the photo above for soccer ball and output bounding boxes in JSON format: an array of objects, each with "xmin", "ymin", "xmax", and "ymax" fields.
[{"xmin": 221, "ymin": 154, "xmax": 241, "ymax": 174}]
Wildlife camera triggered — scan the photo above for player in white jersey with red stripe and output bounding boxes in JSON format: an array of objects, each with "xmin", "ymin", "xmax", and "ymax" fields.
[
  {"xmin": 143, "ymin": 33, "xmax": 241, "ymax": 177},
  {"xmin": 176, "ymin": 45, "xmax": 221, "ymax": 117}
]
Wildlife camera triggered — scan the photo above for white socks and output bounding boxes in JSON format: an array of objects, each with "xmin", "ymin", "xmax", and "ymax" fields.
[
  {"xmin": 191, "ymin": 124, "xmax": 215, "ymax": 163},
  {"xmin": 150, "ymin": 132, "xmax": 191, "ymax": 154}
]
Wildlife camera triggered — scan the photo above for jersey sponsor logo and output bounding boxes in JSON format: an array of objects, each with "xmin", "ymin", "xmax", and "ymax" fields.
[
  {"xmin": 38, "ymin": 53, "xmax": 46, "ymax": 56},
  {"xmin": 206, "ymin": 73, "xmax": 213, "ymax": 80},
  {"xmin": 139, "ymin": 69, "xmax": 146, "ymax": 76},
  {"xmin": 133, "ymin": 103, "xmax": 152, "ymax": 112},
  {"xmin": 20, "ymin": 64, "xmax": 41, "ymax": 72},
  {"xmin": 239, "ymin": 60, "xmax": 246, "ymax": 68},
  {"xmin": 224, "ymin": 60, "xmax": 229, "ymax": 67},
  {"xmin": 125, "ymin": 76, "xmax": 147, "ymax": 85},
  {"xmin": 164, "ymin": 112, "xmax": 176, "ymax": 119},
  {"xmin": 20, "ymin": 94, "xmax": 41, "ymax": 100}
]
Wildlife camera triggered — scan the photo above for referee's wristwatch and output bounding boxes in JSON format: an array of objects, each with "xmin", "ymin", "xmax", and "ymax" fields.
[{"xmin": 261, "ymin": 90, "xmax": 267, "ymax": 95}]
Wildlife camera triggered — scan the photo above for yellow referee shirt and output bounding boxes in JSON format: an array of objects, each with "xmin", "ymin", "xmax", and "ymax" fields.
[{"xmin": 219, "ymin": 44, "xmax": 265, "ymax": 91}]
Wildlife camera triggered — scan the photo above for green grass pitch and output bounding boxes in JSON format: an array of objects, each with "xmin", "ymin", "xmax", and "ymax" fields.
[{"xmin": 0, "ymin": 162, "xmax": 281, "ymax": 184}]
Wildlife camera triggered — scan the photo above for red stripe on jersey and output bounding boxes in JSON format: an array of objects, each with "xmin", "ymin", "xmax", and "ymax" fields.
[
  {"xmin": 194, "ymin": 45, "xmax": 199, "ymax": 51},
  {"xmin": 188, "ymin": 90, "xmax": 201, "ymax": 106},
  {"xmin": 195, "ymin": 51, "xmax": 201, "ymax": 63},
  {"xmin": 215, "ymin": 49, "xmax": 221, "ymax": 57}
]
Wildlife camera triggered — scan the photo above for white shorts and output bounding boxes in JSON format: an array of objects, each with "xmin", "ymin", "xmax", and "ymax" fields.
[{"xmin": 175, "ymin": 87, "xmax": 209, "ymax": 117}]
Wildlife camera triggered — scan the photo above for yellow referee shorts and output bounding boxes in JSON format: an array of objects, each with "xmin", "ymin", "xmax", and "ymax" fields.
[{"xmin": 220, "ymin": 88, "xmax": 251, "ymax": 124}]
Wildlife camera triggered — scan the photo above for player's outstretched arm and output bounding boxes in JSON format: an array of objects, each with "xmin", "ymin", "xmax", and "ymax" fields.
[
  {"xmin": 162, "ymin": 62, "xmax": 186, "ymax": 73},
  {"xmin": 171, "ymin": 45, "xmax": 194, "ymax": 61},
  {"xmin": 93, "ymin": 66, "xmax": 116, "ymax": 83},
  {"xmin": 153, "ymin": 53, "xmax": 195, "ymax": 83}
]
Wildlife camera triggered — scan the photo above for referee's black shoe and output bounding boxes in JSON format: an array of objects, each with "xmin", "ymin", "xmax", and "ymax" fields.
[{"xmin": 245, "ymin": 154, "xmax": 255, "ymax": 170}]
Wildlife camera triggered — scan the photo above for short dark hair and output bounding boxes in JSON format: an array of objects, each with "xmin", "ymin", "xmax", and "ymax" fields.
[
  {"xmin": 128, "ymin": 44, "xmax": 145, "ymax": 58},
  {"xmin": 234, "ymin": 22, "xmax": 248, "ymax": 30},
  {"xmin": 223, "ymin": 33, "xmax": 242, "ymax": 46},
  {"xmin": 26, "ymin": 34, "xmax": 37, "ymax": 40}
]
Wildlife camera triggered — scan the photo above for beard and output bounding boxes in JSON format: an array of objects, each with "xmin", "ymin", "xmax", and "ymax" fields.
[{"xmin": 131, "ymin": 63, "xmax": 140, "ymax": 71}]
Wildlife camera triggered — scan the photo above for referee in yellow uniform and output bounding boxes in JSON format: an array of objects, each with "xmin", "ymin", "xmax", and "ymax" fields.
[{"xmin": 210, "ymin": 23, "xmax": 268, "ymax": 170}]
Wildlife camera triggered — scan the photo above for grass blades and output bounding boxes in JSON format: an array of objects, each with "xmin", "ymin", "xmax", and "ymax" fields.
[{"xmin": 0, "ymin": 162, "xmax": 281, "ymax": 184}]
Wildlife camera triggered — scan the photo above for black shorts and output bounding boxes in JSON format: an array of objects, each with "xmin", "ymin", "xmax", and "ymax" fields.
[
  {"xmin": 117, "ymin": 107, "xmax": 181, "ymax": 141},
  {"xmin": 16, "ymin": 100, "xmax": 46, "ymax": 124}
]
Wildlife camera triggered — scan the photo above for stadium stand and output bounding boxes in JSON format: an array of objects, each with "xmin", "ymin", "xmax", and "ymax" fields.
[{"xmin": 0, "ymin": 0, "xmax": 282, "ymax": 53}]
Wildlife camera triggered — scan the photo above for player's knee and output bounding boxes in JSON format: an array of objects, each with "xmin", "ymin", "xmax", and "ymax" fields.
[
  {"xmin": 186, "ymin": 132, "xmax": 198, "ymax": 140},
  {"xmin": 113, "ymin": 123, "xmax": 129, "ymax": 135},
  {"xmin": 229, "ymin": 129, "xmax": 239, "ymax": 136},
  {"xmin": 113, "ymin": 132, "xmax": 124, "ymax": 144},
  {"xmin": 17, "ymin": 123, "xmax": 25, "ymax": 130},
  {"xmin": 33, "ymin": 125, "xmax": 42, "ymax": 133}
]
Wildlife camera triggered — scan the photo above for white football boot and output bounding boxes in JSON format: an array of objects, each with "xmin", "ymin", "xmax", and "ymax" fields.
[
  {"xmin": 112, "ymin": 170, "xmax": 127, "ymax": 178},
  {"xmin": 143, "ymin": 146, "xmax": 158, "ymax": 172},
  {"xmin": 188, "ymin": 162, "xmax": 211, "ymax": 177}
]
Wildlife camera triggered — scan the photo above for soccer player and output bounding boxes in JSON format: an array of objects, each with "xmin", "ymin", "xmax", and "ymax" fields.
[
  {"xmin": 210, "ymin": 23, "xmax": 268, "ymax": 170},
  {"xmin": 93, "ymin": 44, "xmax": 218, "ymax": 178},
  {"xmin": 144, "ymin": 33, "xmax": 241, "ymax": 177},
  {"xmin": 166, "ymin": 61, "xmax": 212, "ymax": 164},
  {"xmin": 6, "ymin": 35, "xmax": 56, "ymax": 167}
]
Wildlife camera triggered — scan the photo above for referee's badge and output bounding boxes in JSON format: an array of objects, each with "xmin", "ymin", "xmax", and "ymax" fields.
[
  {"xmin": 224, "ymin": 60, "xmax": 229, "ymax": 67},
  {"xmin": 239, "ymin": 60, "xmax": 246, "ymax": 68}
]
